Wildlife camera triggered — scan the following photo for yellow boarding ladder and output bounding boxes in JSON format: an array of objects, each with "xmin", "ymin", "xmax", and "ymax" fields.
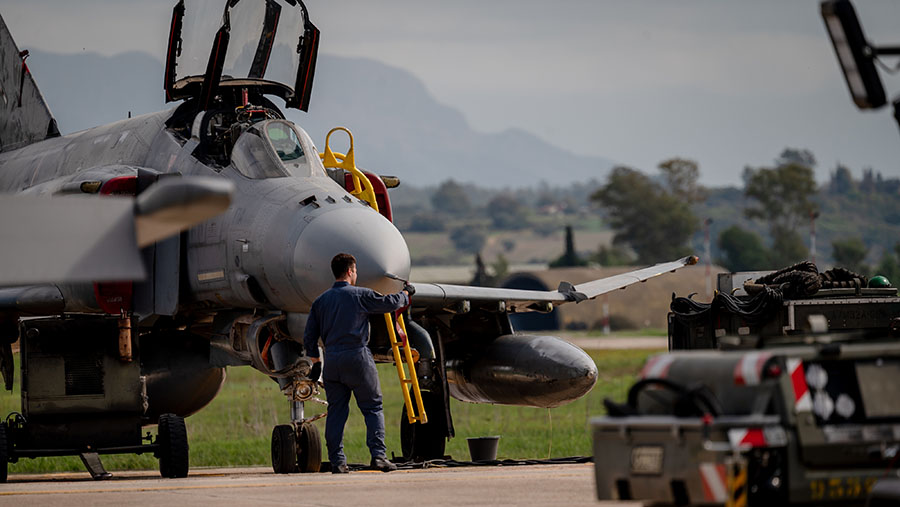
[
  {"xmin": 384, "ymin": 313, "xmax": 427, "ymax": 424},
  {"xmin": 319, "ymin": 127, "xmax": 427, "ymax": 425}
]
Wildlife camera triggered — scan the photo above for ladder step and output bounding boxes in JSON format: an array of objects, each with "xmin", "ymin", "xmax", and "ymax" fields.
[{"xmin": 388, "ymin": 312, "xmax": 427, "ymax": 425}]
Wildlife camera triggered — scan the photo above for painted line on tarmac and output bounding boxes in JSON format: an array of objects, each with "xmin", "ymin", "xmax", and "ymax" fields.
[
  {"xmin": 0, "ymin": 470, "xmax": 587, "ymax": 496},
  {"xmin": 9, "ymin": 471, "xmax": 229, "ymax": 482}
]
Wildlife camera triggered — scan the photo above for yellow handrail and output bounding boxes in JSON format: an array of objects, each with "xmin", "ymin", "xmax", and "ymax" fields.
[{"xmin": 319, "ymin": 127, "xmax": 379, "ymax": 212}]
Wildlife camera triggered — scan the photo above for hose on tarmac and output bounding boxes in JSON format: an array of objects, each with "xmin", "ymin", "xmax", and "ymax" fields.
[{"xmin": 341, "ymin": 456, "xmax": 593, "ymax": 471}]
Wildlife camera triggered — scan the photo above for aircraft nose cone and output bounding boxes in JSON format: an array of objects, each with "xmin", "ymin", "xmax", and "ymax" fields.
[{"xmin": 293, "ymin": 207, "xmax": 410, "ymax": 305}]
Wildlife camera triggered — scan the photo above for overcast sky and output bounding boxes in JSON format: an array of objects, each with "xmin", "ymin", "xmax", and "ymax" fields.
[{"xmin": 2, "ymin": 0, "xmax": 900, "ymax": 186}]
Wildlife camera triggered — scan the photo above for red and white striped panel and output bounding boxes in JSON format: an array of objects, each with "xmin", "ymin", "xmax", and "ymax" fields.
[
  {"xmin": 698, "ymin": 462, "xmax": 728, "ymax": 503},
  {"xmin": 787, "ymin": 358, "xmax": 812, "ymax": 412},
  {"xmin": 733, "ymin": 352, "xmax": 772, "ymax": 385},
  {"xmin": 727, "ymin": 428, "xmax": 767, "ymax": 448},
  {"xmin": 640, "ymin": 354, "xmax": 676, "ymax": 379}
]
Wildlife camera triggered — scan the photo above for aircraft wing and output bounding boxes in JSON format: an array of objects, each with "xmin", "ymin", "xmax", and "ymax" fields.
[
  {"xmin": 0, "ymin": 177, "xmax": 233, "ymax": 286},
  {"xmin": 410, "ymin": 256, "xmax": 698, "ymax": 312}
]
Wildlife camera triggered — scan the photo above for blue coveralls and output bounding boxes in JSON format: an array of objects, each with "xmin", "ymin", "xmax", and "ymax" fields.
[{"xmin": 303, "ymin": 281, "xmax": 409, "ymax": 466}]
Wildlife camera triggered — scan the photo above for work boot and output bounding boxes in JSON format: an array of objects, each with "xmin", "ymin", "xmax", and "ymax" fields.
[
  {"xmin": 370, "ymin": 456, "xmax": 397, "ymax": 472},
  {"xmin": 331, "ymin": 463, "xmax": 350, "ymax": 474}
]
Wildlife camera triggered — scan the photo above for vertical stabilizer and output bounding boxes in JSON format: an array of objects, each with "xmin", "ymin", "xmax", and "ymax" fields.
[{"xmin": 0, "ymin": 13, "xmax": 59, "ymax": 153}]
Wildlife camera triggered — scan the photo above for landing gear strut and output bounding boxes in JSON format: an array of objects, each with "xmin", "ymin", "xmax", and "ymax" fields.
[{"xmin": 251, "ymin": 320, "xmax": 326, "ymax": 474}]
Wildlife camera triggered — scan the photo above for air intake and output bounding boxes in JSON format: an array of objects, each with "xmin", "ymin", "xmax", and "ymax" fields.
[{"xmin": 65, "ymin": 356, "xmax": 104, "ymax": 395}]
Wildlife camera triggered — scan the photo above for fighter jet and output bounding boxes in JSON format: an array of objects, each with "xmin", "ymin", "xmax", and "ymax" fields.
[{"xmin": 0, "ymin": 0, "xmax": 696, "ymax": 480}]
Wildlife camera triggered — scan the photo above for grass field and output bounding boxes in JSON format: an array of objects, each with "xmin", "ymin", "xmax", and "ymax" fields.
[{"xmin": 0, "ymin": 348, "xmax": 659, "ymax": 474}]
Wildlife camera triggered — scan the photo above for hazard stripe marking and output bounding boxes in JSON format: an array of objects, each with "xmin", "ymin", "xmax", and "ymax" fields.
[
  {"xmin": 728, "ymin": 428, "xmax": 766, "ymax": 448},
  {"xmin": 733, "ymin": 352, "xmax": 771, "ymax": 385},
  {"xmin": 641, "ymin": 355, "xmax": 675, "ymax": 379},
  {"xmin": 788, "ymin": 358, "xmax": 812, "ymax": 411},
  {"xmin": 728, "ymin": 461, "xmax": 748, "ymax": 507},
  {"xmin": 699, "ymin": 463, "xmax": 727, "ymax": 502}
]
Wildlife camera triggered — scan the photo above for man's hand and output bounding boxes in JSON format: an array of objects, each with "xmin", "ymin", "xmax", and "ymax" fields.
[
  {"xmin": 309, "ymin": 362, "xmax": 321, "ymax": 382},
  {"xmin": 403, "ymin": 282, "xmax": 416, "ymax": 297}
]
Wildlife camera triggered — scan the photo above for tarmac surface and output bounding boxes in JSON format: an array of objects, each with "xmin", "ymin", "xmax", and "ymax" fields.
[
  {"xmin": 0, "ymin": 334, "xmax": 655, "ymax": 505},
  {"xmin": 2, "ymin": 464, "xmax": 639, "ymax": 506}
]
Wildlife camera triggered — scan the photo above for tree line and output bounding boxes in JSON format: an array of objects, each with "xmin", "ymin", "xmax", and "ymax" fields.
[
  {"xmin": 396, "ymin": 147, "xmax": 900, "ymax": 281},
  {"xmin": 593, "ymin": 147, "xmax": 900, "ymax": 280}
]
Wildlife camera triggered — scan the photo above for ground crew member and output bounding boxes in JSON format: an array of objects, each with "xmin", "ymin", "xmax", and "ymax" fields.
[{"xmin": 304, "ymin": 253, "xmax": 414, "ymax": 473}]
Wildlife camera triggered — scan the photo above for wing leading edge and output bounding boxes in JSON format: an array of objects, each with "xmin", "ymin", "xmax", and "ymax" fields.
[
  {"xmin": 410, "ymin": 256, "xmax": 698, "ymax": 312},
  {"xmin": 0, "ymin": 177, "xmax": 234, "ymax": 286}
]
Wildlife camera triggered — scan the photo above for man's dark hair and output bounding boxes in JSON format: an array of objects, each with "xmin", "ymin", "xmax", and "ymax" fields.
[{"xmin": 331, "ymin": 253, "xmax": 357, "ymax": 279}]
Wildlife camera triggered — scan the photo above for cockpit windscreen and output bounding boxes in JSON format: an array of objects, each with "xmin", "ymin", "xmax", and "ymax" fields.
[{"xmin": 231, "ymin": 120, "xmax": 326, "ymax": 179}]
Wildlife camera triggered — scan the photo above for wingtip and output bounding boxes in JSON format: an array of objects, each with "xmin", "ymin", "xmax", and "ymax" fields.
[{"xmin": 687, "ymin": 255, "xmax": 700, "ymax": 265}]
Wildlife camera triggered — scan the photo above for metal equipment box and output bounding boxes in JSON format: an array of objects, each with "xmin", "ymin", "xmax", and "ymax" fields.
[
  {"xmin": 18, "ymin": 316, "xmax": 144, "ymax": 449},
  {"xmin": 669, "ymin": 272, "xmax": 900, "ymax": 351},
  {"xmin": 593, "ymin": 341, "xmax": 900, "ymax": 506}
]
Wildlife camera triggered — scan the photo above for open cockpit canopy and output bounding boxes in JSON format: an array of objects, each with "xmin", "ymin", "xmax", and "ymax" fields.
[{"xmin": 165, "ymin": 0, "xmax": 318, "ymax": 111}]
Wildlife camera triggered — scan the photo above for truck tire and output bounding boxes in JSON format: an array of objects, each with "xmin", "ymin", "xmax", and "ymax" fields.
[
  {"xmin": 0, "ymin": 423, "xmax": 7, "ymax": 483},
  {"xmin": 158, "ymin": 413, "xmax": 189, "ymax": 478}
]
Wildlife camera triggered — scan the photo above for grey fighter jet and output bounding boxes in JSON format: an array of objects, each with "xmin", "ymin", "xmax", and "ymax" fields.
[{"xmin": 0, "ymin": 0, "xmax": 696, "ymax": 480}]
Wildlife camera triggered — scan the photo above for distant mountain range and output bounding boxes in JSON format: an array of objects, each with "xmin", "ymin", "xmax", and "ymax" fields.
[{"xmin": 26, "ymin": 50, "xmax": 614, "ymax": 187}]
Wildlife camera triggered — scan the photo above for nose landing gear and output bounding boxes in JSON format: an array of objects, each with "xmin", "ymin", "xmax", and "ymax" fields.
[
  {"xmin": 271, "ymin": 378, "xmax": 326, "ymax": 474},
  {"xmin": 246, "ymin": 316, "xmax": 326, "ymax": 473}
]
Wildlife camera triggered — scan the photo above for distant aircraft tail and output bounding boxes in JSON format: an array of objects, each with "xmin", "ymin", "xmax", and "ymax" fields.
[{"xmin": 0, "ymin": 13, "xmax": 59, "ymax": 153}]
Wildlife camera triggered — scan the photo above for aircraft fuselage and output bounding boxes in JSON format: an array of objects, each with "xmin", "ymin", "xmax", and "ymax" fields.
[{"xmin": 0, "ymin": 106, "xmax": 411, "ymax": 316}]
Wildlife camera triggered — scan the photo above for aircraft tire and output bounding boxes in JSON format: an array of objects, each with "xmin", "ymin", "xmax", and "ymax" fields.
[
  {"xmin": 271, "ymin": 424, "xmax": 299, "ymax": 474},
  {"xmin": 0, "ymin": 422, "xmax": 7, "ymax": 483},
  {"xmin": 400, "ymin": 390, "xmax": 446, "ymax": 461},
  {"xmin": 158, "ymin": 414, "xmax": 189, "ymax": 478},
  {"xmin": 295, "ymin": 422, "xmax": 321, "ymax": 473}
]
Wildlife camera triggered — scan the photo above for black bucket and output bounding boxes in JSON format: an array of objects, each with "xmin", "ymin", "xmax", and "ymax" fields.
[{"xmin": 467, "ymin": 436, "xmax": 500, "ymax": 461}]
